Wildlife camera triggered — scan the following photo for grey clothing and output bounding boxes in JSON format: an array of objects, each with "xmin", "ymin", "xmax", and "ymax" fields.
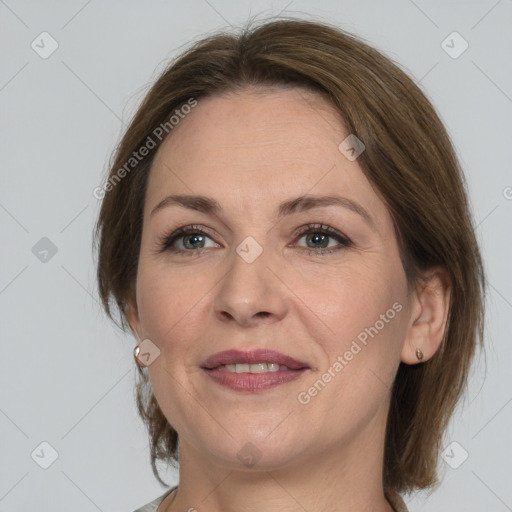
[
  {"xmin": 132, "ymin": 486, "xmax": 177, "ymax": 512},
  {"xmin": 133, "ymin": 486, "xmax": 409, "ymax": 511}
]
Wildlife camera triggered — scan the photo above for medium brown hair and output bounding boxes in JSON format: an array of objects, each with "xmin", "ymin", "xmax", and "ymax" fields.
[{"xmin": 93, "ymin": 17, "xmax": 486, "ymax": 501}]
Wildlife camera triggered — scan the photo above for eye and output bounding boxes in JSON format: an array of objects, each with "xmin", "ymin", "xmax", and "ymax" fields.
[
  {"xmin": 293, "ymin": 223, "xmax": 353, "ymax": 256},
  {"xmin": 155, "ymin": 225, "xmax": 219, "ymax": 256},
  {"xmin": 155, "ymin": 223, "xmax": 353, "ymax": 257}
]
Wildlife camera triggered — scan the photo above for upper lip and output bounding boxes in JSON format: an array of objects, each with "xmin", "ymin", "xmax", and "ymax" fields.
[{"xmin": 200, "ymin": 349, "xmax": 309, "ymax": 370}]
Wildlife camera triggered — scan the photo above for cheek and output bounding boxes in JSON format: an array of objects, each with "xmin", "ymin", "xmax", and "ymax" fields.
[
  {"xmin": 135, "ymin": 265, "xmax": 200, "ymax": 347},
  {"xmin": 320, "ymin": 263, "xmax": 407, "ymax": 388},
  {"xmin": 136, "ymin": 267, "xmax": 206, "ymax": 430},
  {"xmin": 292, "ymin": 256, "xmax": 404, "ymax": 342},
  {"xmin": 296, "ymin": 263, "xmax": 405, "ymax": 412},
  {"xmin": 292, "ymin": 260, "xmax": 408, "ymax": 414}
]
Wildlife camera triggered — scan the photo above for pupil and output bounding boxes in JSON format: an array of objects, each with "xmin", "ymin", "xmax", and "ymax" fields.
[
  {"xmin": 185, "ymin": 234, "xmax": 204, "ymax": 249},
  {"xmin": 308, "ymin": 233, "xmax": 328, "ymax": 248}
]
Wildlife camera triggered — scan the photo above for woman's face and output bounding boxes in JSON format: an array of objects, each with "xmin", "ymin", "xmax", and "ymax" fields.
[{"xmin": 127, "ymin": 87, "xmax": 416, "ymax": 469}]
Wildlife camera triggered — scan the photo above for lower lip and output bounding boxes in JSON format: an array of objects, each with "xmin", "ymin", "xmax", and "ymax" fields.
[{"xmin": 202, "ymin": 367, "xmax": 307, "ymax": 392}]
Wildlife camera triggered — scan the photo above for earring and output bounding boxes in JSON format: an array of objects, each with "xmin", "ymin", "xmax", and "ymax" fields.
[
  {"xmin": 133, "ymin": 344, "xmax": 146, "ymax": 368},
  {"xmin": 416, "ymin": 348, "xmax": 424, "ymax": 361}
]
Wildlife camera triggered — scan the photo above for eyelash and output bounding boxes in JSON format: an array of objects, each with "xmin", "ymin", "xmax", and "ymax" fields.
[{"xmin": 155, "ymin": 223, "xmax": 353, "ymax": 257}]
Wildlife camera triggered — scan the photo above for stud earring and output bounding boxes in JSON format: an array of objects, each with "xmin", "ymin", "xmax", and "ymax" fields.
[
  {"xmin": 133, "ymin": 344, "xmax": 146, "ymax": 368},
  {"xmin": 416, "ymin": 348, "xmax": 424, "ymax": 361}
]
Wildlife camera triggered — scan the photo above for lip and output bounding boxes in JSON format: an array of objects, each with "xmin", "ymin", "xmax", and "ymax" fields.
[
  {"xmin": 200, "ymin": 349, "xmax": 309, "ymax": 371},
  {"xmin": 200, "ymin": 349, "xmax": 310, "ymax": 393},
  {"xmin": 203, "ymin": 368, "xmax": 307, "ymax": 392}
]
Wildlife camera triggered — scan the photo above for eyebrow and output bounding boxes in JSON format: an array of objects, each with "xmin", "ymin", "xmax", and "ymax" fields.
[{"xmin": 150, "ymin": 194, "xmax": 375, "ymax": 229}]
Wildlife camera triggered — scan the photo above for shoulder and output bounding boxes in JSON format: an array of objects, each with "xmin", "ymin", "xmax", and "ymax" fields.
[{"xmin": 132, "ymin": 486, "xmax": 177, "ymax": 512}]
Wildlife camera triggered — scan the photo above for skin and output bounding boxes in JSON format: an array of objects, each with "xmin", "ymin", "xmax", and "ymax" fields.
[{"xmin": 127, "ymin": 87, "xmax": 451, "ymax": 512}]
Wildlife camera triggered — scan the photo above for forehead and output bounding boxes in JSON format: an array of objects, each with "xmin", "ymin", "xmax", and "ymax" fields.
[
  {"xmin": 145, "ymin": 88, "xmax": 390, "ymax": 232},
  {"xmin": 154, "ymin": 87, "xmax": 345, "ymax": 166}
]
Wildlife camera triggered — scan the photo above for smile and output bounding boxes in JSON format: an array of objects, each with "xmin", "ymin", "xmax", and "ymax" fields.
[
  {"xmin": 216, "ymin": 362, "xmax": 290, "ymax": 373},
  {"xmin": 200, "ymin": 349, "xmax": 310, "ymax": 392}
]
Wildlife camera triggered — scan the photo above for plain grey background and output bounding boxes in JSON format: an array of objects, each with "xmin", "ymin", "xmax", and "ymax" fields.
[{"xmin": 1, "ymin": 1, "xmax": 511, "ymax": 510}]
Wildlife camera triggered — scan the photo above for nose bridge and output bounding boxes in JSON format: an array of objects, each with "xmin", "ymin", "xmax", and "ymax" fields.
[{"xmin": 212, "ymin": 234, "xmax": 287, "ymax": 325}]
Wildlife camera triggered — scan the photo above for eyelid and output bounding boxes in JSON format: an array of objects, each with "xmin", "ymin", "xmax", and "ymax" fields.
[
  {"xmin": 155, "ymin": 222, "xmax": 353, "ymax": 256},
  {"xmin": 154, "ymin": 224, "xmax": 218, "ymax": 255},
  {"xmin": 292, "ymin": 223, "xmax": 350, "ymax": 242},
  {"xmin": 292, "ymin": 223, "xmax": 353, "ymax": 254}
]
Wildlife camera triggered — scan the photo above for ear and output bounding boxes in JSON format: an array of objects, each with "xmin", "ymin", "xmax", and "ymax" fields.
[
  {"xmin": 126, "ymin": 300, "xmax": 143, "ymax": 343},
  {"xmin": 401, "ymin": 266, "xmax": 451, "ymax": 364}
]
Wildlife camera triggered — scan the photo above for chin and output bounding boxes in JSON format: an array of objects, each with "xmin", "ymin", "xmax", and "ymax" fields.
[{"xmin": 191, "ymin": 427, "xmax": 307, "ymax": 471}]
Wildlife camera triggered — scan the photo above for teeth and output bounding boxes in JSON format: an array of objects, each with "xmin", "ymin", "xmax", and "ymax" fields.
[{"xmin": 218, "ymin": 362, "xmax": 285, "ymax": 373}]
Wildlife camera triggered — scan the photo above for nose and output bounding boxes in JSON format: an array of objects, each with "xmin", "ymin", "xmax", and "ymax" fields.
[{"xmin": 212, "ymin": 244, "xmax": 289, "ymax": 327}]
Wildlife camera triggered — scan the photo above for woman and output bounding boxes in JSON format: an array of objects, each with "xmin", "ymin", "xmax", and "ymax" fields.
[{"xmin": 93, "ymin": 17, "xmax": 485, "ymax": 512}]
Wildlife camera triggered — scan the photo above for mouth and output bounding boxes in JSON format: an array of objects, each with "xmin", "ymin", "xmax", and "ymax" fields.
[
  {"xmin": 200, "ymin": 349, "xmax": 309, "ymax": 371},
  {"xmin": 200, "ymin": 349, "xmax": 310, "ymax": 392}
]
